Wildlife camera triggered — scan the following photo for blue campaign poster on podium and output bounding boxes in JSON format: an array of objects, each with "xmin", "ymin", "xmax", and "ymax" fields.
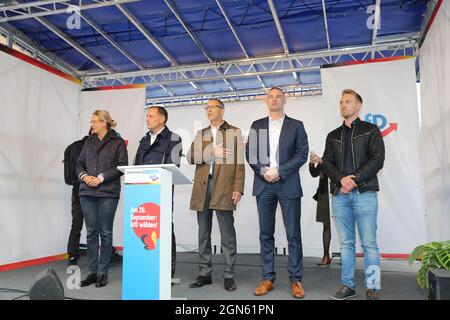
[{"xmin": 121, "ymin": 167, "xmax": 172, "ymax": 300}]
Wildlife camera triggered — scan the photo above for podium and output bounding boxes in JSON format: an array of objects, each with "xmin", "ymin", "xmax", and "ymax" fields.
[{"xmin": 118, "ymin": 164, "xmax": 191, "ymax": 300}]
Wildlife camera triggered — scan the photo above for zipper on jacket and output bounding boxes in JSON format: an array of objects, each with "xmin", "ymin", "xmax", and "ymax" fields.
[
  {"xmin": 353, "ymin": 132, "xmax": 370, "ymax": 140},
  {"xmin": 335, "ymin": 127, "xmax": 344, "ymax": 196},
  {"xmin": 351, "ymin": 124, "xmax": 358, "ymax": 193}
]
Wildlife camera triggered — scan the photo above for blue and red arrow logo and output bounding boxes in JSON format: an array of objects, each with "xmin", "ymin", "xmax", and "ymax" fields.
[{"xmin": 364, "ymin": 113, "xmax": 398, "ymax": 138}]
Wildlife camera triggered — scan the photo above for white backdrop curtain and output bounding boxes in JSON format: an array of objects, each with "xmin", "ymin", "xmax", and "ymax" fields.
[
  {"xmin": 0, "ymin": 50, "xmax": 80, "ymax": 265},
  {"xmin": 419, "ymin": 1, "xmax": 450, "ymax": 242}
]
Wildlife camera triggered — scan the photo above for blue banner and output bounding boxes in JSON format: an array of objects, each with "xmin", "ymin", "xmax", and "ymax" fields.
[{"xmin": 122, "ymin": 170, "xmax": 161, "ymax": 300}]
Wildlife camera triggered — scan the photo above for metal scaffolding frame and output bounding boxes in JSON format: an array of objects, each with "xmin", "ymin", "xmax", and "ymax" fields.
[
  {"xmin": 115, "ymin": 3, "xmax": 201, "ymax": 92},
  {"xmin": 267, "ymin": 0, "xmax": 298, "ymax": 83},
  {"xmin": 141, "ymin": 39, "xmax": 418, "ymax": 107},
  {"xmin": 371, "ymin": 0, "xmax": 382, "ymax": 59},
  {"xmin": 82, "ymin": 40, "xmax": 418, "ymax": 85},
  {"xmin": 80, "ymin": 13, "xmax": 144, "ymax": 71},
  {"xmin": 146, "ymin": 84, "xmax": 322, "ymax": 107},
  {"xmin": 321, "ymin": 0, "xmax": 331, "ymax": 54},
  {"xmin": 0, "ymin": 0, "xmax": 140, "ymax": 23},
  {"xmin": 0, "ymin": 0, "xmax": 424, "ymax": 106},
  {"xmin": 35, "ymin": 16, "xmax": 113, "ymax": 72},
  {"xmin": 215, "ymin": 0, "xmax": 265, "ymax": 89},
  {"xmin": 163, "ymin": 0, "xmax": 236, "ymax": 92},
  {"xmin": 0, "ymin": 21, "xmax": 79, "ymax": 78}
]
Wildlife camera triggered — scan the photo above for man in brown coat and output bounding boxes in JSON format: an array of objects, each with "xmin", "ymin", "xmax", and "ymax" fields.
[{"xmin": 187, "ymin": 98, "xmax": 245, "ymax": 291}]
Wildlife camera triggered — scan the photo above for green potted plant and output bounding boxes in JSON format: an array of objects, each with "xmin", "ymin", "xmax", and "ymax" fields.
[{"xmin": 408, "ymin": 240, "xmax": 450, "ymax": 288}]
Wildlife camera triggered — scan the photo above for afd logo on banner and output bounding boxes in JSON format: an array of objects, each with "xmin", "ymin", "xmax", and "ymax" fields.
[{"xmin": 364, "ymin": 113, "xmax": 398, "ymax": 138}]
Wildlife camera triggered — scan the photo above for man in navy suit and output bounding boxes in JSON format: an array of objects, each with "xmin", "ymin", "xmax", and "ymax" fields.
[{"xmin": 246, "ymin": 87, "xmax": 309, "ymax": 298}]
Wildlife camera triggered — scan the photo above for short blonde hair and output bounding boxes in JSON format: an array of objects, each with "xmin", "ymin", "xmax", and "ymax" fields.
[
  {"xmin": 342, "ymin": 89, "xmax": 363, "ymax": 104},
  {"xmin": 92, "ymin": 110, "xmax": 117, "ymax": 129}
]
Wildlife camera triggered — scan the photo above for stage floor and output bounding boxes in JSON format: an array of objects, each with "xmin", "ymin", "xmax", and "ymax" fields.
[{"xmin": 0, "ymin": 252, "xmax": 426, "ymax": 300}]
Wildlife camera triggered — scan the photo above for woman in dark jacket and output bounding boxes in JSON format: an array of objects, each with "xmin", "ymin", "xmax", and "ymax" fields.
[
  {"xmin": 76, "ymin": 110, "xmax": 128, "ymax": 287},
  {"xmin": 309, "ymin": 152, "xmax": 332, "ymax": 266}
]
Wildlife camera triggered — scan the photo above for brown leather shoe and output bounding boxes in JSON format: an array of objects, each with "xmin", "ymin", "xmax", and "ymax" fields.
[
  {"xmin": 254, "ymin": 280, "xmax": 274, "ymax": 296},
  {"xmin": 291, "ymin": 281, "xmax": 305, "ymax": 299}
]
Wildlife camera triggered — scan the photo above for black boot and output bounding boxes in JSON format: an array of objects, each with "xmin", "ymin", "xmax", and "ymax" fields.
[
  {"xmin": 80, "ymin": 273, "xmax": 97, "ymax": 287},
  {"xmin": 96, "ymin": 274, "xmax": 108, "ymax": 288},
  {"xmin": 189, "ymin": 276, "xmax": 212, "ymax": 288}
]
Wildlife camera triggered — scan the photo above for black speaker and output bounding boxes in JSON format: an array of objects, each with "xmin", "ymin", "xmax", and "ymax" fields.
[
  {"xmin": 29, "ymin": 267, "xmax": 64, "ymax": 300},
  {"xmin": 428, "ymin": 269, "xmax": 450, "ymax": 300}
]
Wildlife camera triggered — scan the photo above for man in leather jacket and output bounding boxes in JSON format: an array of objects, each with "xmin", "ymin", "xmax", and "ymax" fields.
[{"xmin": 323, "ymin": 89, "xmax": 385, "ymax": 300}]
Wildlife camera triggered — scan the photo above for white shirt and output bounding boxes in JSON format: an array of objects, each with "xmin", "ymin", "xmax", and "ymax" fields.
[
  {"xmin": 150, "ymin": 126, "xmax": 165, "ymax": 145},
  {"xmin": 209, "ymin": 121, "xmax": 224, "ymax": 175},
  {"xmin": 268, "ymin": 115, "xmax": 285, "ymax": 168}
]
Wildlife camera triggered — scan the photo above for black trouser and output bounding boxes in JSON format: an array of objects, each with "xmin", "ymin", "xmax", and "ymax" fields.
[{"xmin": 67, "ymin": 184, "xmax": 84, "ymax": 259}]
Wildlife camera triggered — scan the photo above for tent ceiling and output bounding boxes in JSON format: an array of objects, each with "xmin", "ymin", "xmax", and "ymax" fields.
[{"xmin": 0, "ymin": 0, "xmax": 433, "ymax": 105}]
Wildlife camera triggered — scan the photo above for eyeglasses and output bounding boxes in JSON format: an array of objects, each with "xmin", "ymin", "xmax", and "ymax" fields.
[{"xmin": 204, "ymin": 105, "xmax": 223, "ymax": 110}]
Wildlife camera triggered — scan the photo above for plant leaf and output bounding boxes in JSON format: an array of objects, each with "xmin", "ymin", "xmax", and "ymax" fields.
[
  {"xmin": 410, "ymin": 241, "xmax": 450, "ymax": 288},
  {"xmin": 409, "ymin": 245, "xmax": 427, "ymax": 264},
  {"xmin": 435, "ymin": 249, "xmax": 450, "ymax": 268}
]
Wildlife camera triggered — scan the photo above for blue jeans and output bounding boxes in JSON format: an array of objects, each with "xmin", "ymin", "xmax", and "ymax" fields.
[
  {"xmin": 80, "ymin": 196, "xmax": 119, "ymax": 275},
  {"xmin": 331, "ymin": 190, "xmax": 380, "ymax": 290}
]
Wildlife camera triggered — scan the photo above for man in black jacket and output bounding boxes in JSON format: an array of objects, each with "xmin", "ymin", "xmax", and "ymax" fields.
[
  {"xmin": 134, "ymin": 106, "xmax": 182, "ymax": 280},
  {"xmin": 323, "ymin": 89, "xmax": 385, "ymax": 300},
  {"xmin": 65, "ymin": 132, "xmax": 90, "ymax": 266}
]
